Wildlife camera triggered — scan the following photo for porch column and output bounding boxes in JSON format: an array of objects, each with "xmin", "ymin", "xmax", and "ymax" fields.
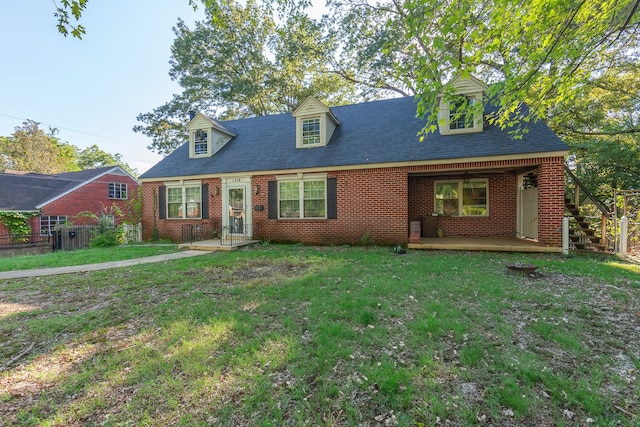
[{"xmin": 537, "ymin": 158, "xmax": 565, "ymax": 247}]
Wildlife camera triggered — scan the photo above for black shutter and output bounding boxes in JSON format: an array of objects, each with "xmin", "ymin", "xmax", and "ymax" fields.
[
  {"xmin": 268, "ymin": 181, "xmax": 277, "ymax": 219},
  {"xmin": 158, "ymin": 186, "xmax": 166, "ymax": 219},
  {"xmin": 201, "ymin": 184, "xmax": 209, "ymax": 219},
  {"xmin": 327, "ymin": 177, "xmax": 337, "ymax": 219}
]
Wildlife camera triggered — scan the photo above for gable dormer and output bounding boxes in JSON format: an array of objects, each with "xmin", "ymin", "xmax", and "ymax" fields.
[
  {"xmin": 292, "ymin": 96, "xmax": 340, "ymax": 148},
  {"xmin": 186, "ymin": 112, "xmax": 237, "ymax": 158},
  {"xmin": 438, "ymin": 74, "xmax": 488, "ymax": 135}
]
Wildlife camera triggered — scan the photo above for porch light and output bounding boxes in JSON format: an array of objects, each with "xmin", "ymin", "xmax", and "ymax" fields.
[{"xmin": 254, "ymin": 184, "xmax": 260, "ymax": 195}]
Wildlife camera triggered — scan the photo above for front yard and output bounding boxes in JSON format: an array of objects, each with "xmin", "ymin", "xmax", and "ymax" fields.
[{"xmin": 1, "ymin": 245, "xmax": 638, "ymax": 426}]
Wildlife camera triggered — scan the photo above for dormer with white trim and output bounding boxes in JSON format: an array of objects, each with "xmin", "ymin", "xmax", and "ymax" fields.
[
  {"xmin": 292, "ymin": 96, "xmax": 340, "ymax": 148},
  {"xmin": 438, "ymin": 75, "xmax": 488, "ymax": 135},
  {"xmin": 186, "ymin": 112, "xmax": 237, "ymax": 158}
]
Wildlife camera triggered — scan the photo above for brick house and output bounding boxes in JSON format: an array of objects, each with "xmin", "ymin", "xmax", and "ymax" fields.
[
  {"xmin": 138, "ymin": 76, "xmax": 569, "ymax": 248},
  {"xmin": 0, "ymin": 166, "xmax": 140, "ymax": 237}
]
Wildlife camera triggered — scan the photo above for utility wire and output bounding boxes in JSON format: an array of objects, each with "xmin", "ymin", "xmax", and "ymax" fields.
[{"xmin": 0, "ymin": 113, "xmax": 146, "ymax": 146}]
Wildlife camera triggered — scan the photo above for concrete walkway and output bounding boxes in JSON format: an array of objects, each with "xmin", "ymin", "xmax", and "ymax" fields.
[{"xmin": 0, "ymin": 250, "xmax": 210, "ymax": 280}]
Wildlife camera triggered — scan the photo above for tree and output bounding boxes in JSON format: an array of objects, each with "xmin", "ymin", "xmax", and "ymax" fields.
[
  {"xmin": 133, "ymin": 0, "xmax": 361, "ymax": 155},
  {"xmin": 0, "ymin": 120, "xmax": 77, "ymax": 174},
  {"xmin": 324, "ymin": 0, "xmax": 640, "ymax": 137},
  {"xmin": 551, "ymin": 67, "xmax": 640, "ymax": 195},
  {"xmin": 76, "ymin": 145, "xmax": 138, "ymax": 177},
  {"xmin": 0, "ymin": 121, "xmax": 139, "ymax": 176}
]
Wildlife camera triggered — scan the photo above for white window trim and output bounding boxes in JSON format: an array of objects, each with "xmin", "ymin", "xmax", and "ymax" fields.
[
  {"xmin": 40, "ymin": 215, "xmax": 67, "ymax": 235},
  {"xmin": 434, "ymin": 179, "xmax": 489, "ymax": 217},
  {"xmin": 439, "ymin": 92, "xmax": 484, "ymax": 135},
  {"xmin": 276, "ymin": 173, "xmax": 328, "ymax": 219},
  {"xmin": 166, "ymin": 180, "xmax": 203, "ymax": 220},
  {"xmin": 296, "ymin": 115, "xmax": 326, "ymax": 148},
  {"xmin": 190, "ymin": 128, "xmax": 211, "ymax": 157},
  {"xmin": 108, "ymin": 182, "xmax": 128, "ymax": 200}
]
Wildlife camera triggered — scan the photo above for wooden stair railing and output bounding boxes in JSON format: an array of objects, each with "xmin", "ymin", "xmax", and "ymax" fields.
[{"xmin": 564, "ymin": 162, "xmax": 611, "ymax": 251}]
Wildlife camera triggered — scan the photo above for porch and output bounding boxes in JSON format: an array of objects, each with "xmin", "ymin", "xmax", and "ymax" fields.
[
  {"xmin": 408, "ymin": 237, "xmax": 562, "ymax": 253},
  {"xmin": 178, "ymin": 238, "xmax": 260, "ymax": 251},
  {"xmin": 178, "ymin": 223, "xmax": 260, "ymax": 251}
]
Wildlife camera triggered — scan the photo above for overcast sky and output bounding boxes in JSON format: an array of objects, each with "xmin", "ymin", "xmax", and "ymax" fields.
[{"xmin": 0, "ymin": 0, "xmax": 204, "ymax": 174}]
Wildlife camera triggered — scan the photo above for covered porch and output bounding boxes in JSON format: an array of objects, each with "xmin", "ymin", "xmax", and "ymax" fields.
[{"xmin": 406, "ymin": 158, "xmax": 566, "ymax": 249}]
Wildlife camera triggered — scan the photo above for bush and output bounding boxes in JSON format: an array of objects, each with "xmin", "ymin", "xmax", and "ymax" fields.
[{"xmin": 90, "ymin": 224, "xmax": 124, "ymax": 248}]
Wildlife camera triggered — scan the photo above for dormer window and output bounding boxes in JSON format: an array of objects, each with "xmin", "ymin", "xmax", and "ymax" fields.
[
  {"xmin": 449, "ymin": 96, "xmax": 476, "ymax": 130},
  {"xmin": 302, "ymin": 118, "xmax": 321, "ymax": 146},
  {"xmin": 194, "ymin": 130, "xmax": 208, "ymax": 155},
  {"xmin": 438, "ymin": 75, "xmax": 488, "ymax": 135},
  {"xmin": 292, "ymin": 96, "xmax": 340, "ymax": 149},
  {"xmin": 186, "ymin": 111, "xmax": 236, "ymax": 159}
]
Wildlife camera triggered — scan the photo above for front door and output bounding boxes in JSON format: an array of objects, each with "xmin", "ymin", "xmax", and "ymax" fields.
[
  {"xmin": 228, "ymin": 187, "xmax": 245, "ymax": 234},
  {"xmin": 222, "ymin": 177, "xmax": 252, "ymax": 237}
]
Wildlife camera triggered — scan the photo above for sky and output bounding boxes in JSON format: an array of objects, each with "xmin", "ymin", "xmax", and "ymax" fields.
[{"xmin": 0, "ymin": 1, "xmax": 206, "ymax": 175}]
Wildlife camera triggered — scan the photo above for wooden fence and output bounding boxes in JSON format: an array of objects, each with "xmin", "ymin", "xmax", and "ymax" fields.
[{"xmin": 52, "ymin": 226, "xmax": 96, "ymax": 251}]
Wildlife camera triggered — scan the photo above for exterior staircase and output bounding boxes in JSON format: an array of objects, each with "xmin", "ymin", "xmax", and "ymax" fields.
[
  {"xmin": 564, "ymin": 199, "xmax": 608, "ymax": 251},
  {"xmin": 564, "ymin": 163, "xmax": 612, "ymax": 252}
]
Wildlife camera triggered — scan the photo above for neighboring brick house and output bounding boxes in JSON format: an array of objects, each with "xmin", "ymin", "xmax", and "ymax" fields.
[
  {"xmin": 138, "ymin": 76, "xmax": 569, "ymax": 247},
  {"xmin": 0, "ymin": 166, "xmax": 140, "ymax": 237}
]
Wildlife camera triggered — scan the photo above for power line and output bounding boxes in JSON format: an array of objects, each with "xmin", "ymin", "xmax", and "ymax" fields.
[{"xmin": 0, "ymin": 112, "xmax": 147, "ymax": 146}]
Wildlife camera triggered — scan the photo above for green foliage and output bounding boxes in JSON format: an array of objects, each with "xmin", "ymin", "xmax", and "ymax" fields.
[
  {"xmin": 134, "ymin": 0, "xmax": 362, "ymax": 154},
  {"xmin": 54, "ymin": 0, "xmax": 88, "ymax": 38},
  {"xmin": 89, "ymin": 223, "xmax": 124, "ymax": 248},
  {"xmin": 0, "ymin": 120, "xmax": 137, "ymax": 176},
  {"xmin": 553, "ymin": 69, "xmax": 640, "ymax": 194},
  {"xmin": 336, "ymin": 0, "xmax": 639, "ymax": 137},
  {"xmin": 0, "ymin": 211, "xmax": 39, "ymax": 243},
  {"xmin": 0, "ymin": 120, "xmax": 78, "ymax": 173},
  {"xmin": 359, "ymin": 230, "xmax": 374, "ymax": 246},
  {"xmin": 78, "ymin": 203, "xmax": 127, "ymax": 247},
  {"xmin": 75, "ymin": 144, "xmax": 138, "ymax": 177}
]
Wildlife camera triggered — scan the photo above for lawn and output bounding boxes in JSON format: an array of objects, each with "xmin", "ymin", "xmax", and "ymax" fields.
[
  {"xmin": 0, "ymin": 245, "xmax": 181, "ymax": 272},
  {"xmin": 0, "ymin": 245, "xmax": 638, "ymax": 426}
]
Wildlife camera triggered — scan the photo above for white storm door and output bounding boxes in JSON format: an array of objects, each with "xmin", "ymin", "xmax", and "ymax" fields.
[{"xmin": 222, "ymin": 177, "xmax": 252, "ymax": 237}]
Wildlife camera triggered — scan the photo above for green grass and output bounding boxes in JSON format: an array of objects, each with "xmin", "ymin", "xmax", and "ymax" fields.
[
  {"xmin": 0, "ymin": 245, "xmax": 638, "ymax": 426},
  {"xmin": 0, "ymin": 244, "xmax": 180, "ymax": 271}
]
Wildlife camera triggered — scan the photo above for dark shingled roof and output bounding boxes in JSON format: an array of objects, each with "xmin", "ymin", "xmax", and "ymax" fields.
[
  {"xmin": 139, "ymin": 96, "xmax": 569, "ymax": 180},
  {"xmin": 0, "ymin": 166, "xmax": 121, "ymax": 211}
]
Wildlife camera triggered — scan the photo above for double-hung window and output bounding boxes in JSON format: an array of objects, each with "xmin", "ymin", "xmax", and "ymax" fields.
[
  {"xmin": 301, "ymin": 118, "xmax": 321, "ymax": 146},
  {"xmin": 40, "ymin": 215, "xmax": 67, "ymax": 235},
  {"xmin": 435, "ymin": 180, "xmax": 488, "ymax": 216},
  {"xmin": 167, "ymin": 185, "xmax": 202, "ymax": 219},
  {"xmin": 449, "ymin": 96, "xmax": 475, "ymax": 130},
  {"xmin": 194, "ymin": 130, "xmax": 208, "ymax": 156},
  {"xmin": 278, "ymin": 178, "xmax": 326, "ymax": 218},
  {"xmin": 108, "ymin": 182, "xmax": 127, "ymax": 200}
]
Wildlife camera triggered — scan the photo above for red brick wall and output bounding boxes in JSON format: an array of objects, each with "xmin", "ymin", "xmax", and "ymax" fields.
[
  {"xmin": 141, "ymin": 156, "xmax": 566, "ymax": 246},
  {"xmin": 141, "ymin": 178, "xmax": 222, "ymax": 242},
  {"xmin": 41, "ymin": 174, "xmax": 140, "ymax": 226},
  {"xmin": 537, "ymin": 157, "xmax": 566, "ymax": 246},
  {"xmin": 256, "ymin": 169, "xmax": 408, "ymax": 245}
]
